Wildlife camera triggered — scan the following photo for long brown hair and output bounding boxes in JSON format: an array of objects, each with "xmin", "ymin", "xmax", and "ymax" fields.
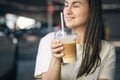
[{"xmin": 77, "ymin": 0, "xmax": 105, "ymax": 77}]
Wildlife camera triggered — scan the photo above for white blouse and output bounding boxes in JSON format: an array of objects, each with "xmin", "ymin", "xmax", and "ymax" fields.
[{"xmin": 34, "ymin": 32, "xmax": 116, "ymax": 80}]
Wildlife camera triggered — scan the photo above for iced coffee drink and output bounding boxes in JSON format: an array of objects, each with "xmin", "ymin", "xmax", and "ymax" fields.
[{"xmin": 55, "ymin": 28, "xmax": 77, "ymax": 63}]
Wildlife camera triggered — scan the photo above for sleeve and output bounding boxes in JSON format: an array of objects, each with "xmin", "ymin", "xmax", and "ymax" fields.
[
  {"xmin": 34, "ymin": 33, "xmax": 54, "ymax": 79},
  {"xmin": 99, "ymin": 44, "xmax": 116, "ymax": 80}
]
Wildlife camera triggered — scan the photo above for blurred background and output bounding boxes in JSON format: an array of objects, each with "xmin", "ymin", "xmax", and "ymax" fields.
[{"xmin": 0, "ymin": 0, "xmax": 120, "ymax": 80}]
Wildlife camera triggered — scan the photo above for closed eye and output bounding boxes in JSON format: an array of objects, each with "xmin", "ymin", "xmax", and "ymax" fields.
[{"xmin": 73, "ymin": 2, "xmax": 81, "ymax": 8}]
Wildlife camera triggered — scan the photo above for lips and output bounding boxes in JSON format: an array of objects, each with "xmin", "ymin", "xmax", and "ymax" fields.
[{"xmin": 65, "ymin": 17, "xmax": 75, "ymax": 22}]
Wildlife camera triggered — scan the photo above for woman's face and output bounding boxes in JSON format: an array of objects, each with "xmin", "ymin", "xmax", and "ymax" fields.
[{"xmin": 63, "ymin": 0, "xmax": 89, "ymax": 29}]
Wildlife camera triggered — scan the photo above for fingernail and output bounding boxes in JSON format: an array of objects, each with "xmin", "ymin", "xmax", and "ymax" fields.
[
  {"xmin": 61, "ymin": 53, "xmax": 64, "ymax": 56},
  {"xmin": 60, "ymin": 43, "xmax": 62, "ymax": 45},
  {"xmin": 57, "ymin": 40, "xmax": 60, "ymax": 42},
  {"xmin": 61, "ymin": 47, "xmax": 63, "ymax": 49}
]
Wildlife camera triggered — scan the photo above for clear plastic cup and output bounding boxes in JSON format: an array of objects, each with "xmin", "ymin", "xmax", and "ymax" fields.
[{"xmin": 55, "ymin": 28, "xmax": 77, "ymax": 63}]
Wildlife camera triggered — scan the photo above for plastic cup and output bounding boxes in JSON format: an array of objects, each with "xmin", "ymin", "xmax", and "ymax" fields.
[{"xmin": 55, "ymin": 28, "xmax": 77, "ymax": 63}]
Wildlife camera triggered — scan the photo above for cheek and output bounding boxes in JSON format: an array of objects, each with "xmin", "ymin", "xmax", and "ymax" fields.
[
  {"xmin": 77, "ymin": 9, "xmax": 89, "ymax": 22},
  {"xmin": 82, "ymin": 12, "xmax": 88, "ymax": 22}
]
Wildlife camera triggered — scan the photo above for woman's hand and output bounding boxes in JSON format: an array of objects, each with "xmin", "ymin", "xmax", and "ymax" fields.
[
  {"xmin": 40, "ymin": 40, "xmax": 64, "ymax": 80},
  {"xmin": 51, "ymin": 40, "xmax": 64, "ymax": 61}
]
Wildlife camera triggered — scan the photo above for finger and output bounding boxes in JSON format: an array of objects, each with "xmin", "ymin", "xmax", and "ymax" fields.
[
  {"xmin": 51, "ymin": 41, "xmax": 62, "ymax": 49},
  {"xmin": 52, "ymin": 46, "xmax": 64, "ymax": 53},
  {"xmin": 53, "ymin": 53, "xmax": 64, "ymax": 58},
  {"xmin": 51, "ymin": 40, "xmax": 60, "ymax": 44},
  {"xmin": 51, "ymin": 43, "xmax": 62, "ymax": 49}
]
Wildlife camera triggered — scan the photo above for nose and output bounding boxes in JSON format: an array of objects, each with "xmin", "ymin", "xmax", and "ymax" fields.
[{"xmin": 64, "ymin": 6, "xmax": 72, "ymax": 15}]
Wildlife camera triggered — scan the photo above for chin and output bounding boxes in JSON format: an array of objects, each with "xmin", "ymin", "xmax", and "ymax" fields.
[
  {"xmin": 65, "ymin": 25, "xmax": 71, "ymax": 28},
  {"xmin": 65, "ymin": 24, "xmax": 75, "ymax": 29},
  {"xmin": 65, "ymin": 23, "xmax": 72, "ymax": 27}
]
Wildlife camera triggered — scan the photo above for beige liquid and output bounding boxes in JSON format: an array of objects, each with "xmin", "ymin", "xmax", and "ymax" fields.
[{"xmin": 62, "ymin": 42, "xmax": 76, "ymax": 63}]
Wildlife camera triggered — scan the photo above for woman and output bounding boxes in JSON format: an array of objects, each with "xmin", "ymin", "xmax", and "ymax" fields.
[{"xmin": 34, "ymin": 0, "xmax": 116, "ymax": 80}]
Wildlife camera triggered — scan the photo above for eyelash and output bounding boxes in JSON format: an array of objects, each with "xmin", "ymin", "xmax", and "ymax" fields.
[
  {"xmin": 64, "ymin": 4, "xmax": 80, "ymax": 8},
  {"xmin": 73, "ymin": 5, "xmax": 79, "ymax": 8}
]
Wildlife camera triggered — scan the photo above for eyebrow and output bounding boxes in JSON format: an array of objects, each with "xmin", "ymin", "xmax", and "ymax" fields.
[{"xmin": 64, "ymin": 0, "xmax": 81, "ymax": 4}]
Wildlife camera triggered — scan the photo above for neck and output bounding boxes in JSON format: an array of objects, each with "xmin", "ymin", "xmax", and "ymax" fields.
[{"xmin": 72, "ymin": 26, "xmax": 85, "ymax": 45}]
